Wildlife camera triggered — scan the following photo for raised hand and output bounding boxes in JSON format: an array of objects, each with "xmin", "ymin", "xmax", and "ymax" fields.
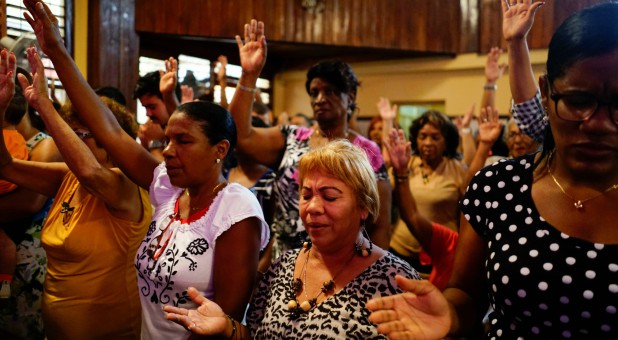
[
  {"xmin": 235, "ymin": 19, "xmax": 267, "ymax": 77},
  {"xmin": 477, "ymin": 106, "xmax": 503, "ymax": 145},
  {"xmin": 455, "ymin": 103, "xmax": 475, "ymax": 131},
  {"xmin": 23, "ymin": 0, "xmax": 65, "ymax": 55},
  {"xmin": 17, "ymin": 47, "xmax": 50, "ymax": 111},
  {"xmin": 485, "ymin": 47, "xmax": 507, "ymax": 84},
  {"xmin": 502, "ymin": 0, "xmax": 545, "ymax": 42},
  {"xmin": 384, "ymin": 129, "xmax": 411, "ymax": 176},
  {"xmin": 180, "ymin": 85, "xmax": 194, "ymax": 104},
  {"xmin": 377, "ymin": 97, "xmax": 397, "ymax": 121},
  {"xmin": 366, "ymin": 276, "xmax": 450, "ymax": 340},
  {"xmin": 216, "ymin": 55, "xmax": 228, "ymax": 81},
  {"xmin": 0, "ymin": 49, "xmax": 16, "ymax": 109},
  {"xmin": 137, "ymin": 119, "xmax": 165, "ymax": 147},
  {"xmin": 163, "ymin": 287, "xmax": 229, "ymax": 336},
  {"xmin": 159, "ymin": 57, "xmax": 178, "ymax": 95}
]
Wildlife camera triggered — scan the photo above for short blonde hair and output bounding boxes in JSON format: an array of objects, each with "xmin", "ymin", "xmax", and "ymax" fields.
[{"xmin": 298, "ymin": 140, "xmax": 379, "ymax": 223}]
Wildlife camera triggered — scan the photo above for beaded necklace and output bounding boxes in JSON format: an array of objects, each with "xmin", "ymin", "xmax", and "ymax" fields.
[{"xmin": 287, "ymin": 242, "xmax": 357, "ymax": 318}]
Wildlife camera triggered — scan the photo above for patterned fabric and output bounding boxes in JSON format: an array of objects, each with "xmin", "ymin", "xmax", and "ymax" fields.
[
  {"xmin": 511, "ymin": 90, "xmax": 547, "ymax": 144},
  {"xmin": 137, "ymin": 163, "xmax": 269, "ymax": 340},
  {"xmin": 0, "ymin": 200, "xmax": 51, "ymax": 340},
  {"xmin": 246, "ymin": 250, "xmax": 420, "ymax": 339},
  {"xmin": 461, "ymin": 154, "xmax": 618, "ymax": 338},
  {"xmin": 272, "ymin": 125, "xmax": 388, "ymax": 256},
  {"xmin": 25, "ymin": 132, "xmax": 49, "ymax": 151},
  {"xmin": 0, "ymin": 132, "xmax": 51, "ymax": 340}
]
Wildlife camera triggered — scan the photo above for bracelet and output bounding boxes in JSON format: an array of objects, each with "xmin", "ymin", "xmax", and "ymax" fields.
[
  {"xmin": 460, "ymin": 127, "xmax": 471, "ymax": 134},
  {"xmin": 226, "ymin": 315, "xmax": 237, "ymax": 339},
  {"xmin": 483, "ymin": 84, "xmax": 497, "ymax": 90},
  {"xmin": 238, "ymin": 84, "xmax": 257, "ymax": 93},
  {"xmin": 395, "ymin": 176, "xmax": 409, "ymax": 183},
  {"xmin": 394, "ymin": 171, "xmax": 410, "ymax": 183}
]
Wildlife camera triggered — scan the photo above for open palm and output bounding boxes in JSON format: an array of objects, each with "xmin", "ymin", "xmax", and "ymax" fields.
[
  {"xmin": 163, "ymin": 287, "xmax": 229, "ymax": 336},
  {"xmin": 235, "ymin": 19, "xmax": 267, "ymax": 76},
  {"xmin": 0, "ymin": 50, "xmax": 16, "ymax": 107},
  {"xmin": 502, "ymin": 0, "xmax": 545, "ymax": 41}
]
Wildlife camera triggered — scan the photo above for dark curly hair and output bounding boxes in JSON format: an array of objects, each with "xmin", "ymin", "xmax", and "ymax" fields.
[{"xmin": 409, "ymin": 110, "xmax": 459, "ymax": 159}]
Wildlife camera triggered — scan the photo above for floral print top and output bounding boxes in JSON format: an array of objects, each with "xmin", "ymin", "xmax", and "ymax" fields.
[{"xmin": 136, "ymin": 163, "xmax": 270, "ymax": 340}]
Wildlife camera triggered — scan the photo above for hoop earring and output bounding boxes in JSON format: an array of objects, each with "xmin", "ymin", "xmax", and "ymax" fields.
[{"xmin": 354, "ymin": 220, "xmax": 373, "ymax": 257}]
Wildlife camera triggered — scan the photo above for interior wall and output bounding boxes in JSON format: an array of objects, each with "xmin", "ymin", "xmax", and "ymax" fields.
[
  {"xmin": 273, "ymin": 49, "xmax": 548, "ymax": 121},
  {"xmin": 74, "ymin": 0, "xmax": 88, "ymax": 79}
]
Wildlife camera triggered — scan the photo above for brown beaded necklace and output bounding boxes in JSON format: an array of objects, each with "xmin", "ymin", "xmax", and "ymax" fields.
[{"xmin": 287, "ymin": 241, "xmax": 358, "ymax": 318}]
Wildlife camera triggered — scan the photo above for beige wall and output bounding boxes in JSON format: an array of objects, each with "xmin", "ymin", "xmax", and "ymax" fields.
[{"xmin": 273, "ymin": 49, "xmax": 548, "ymax": 120}]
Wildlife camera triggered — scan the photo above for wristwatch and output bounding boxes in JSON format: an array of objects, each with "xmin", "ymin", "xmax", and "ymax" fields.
[{"xmin": 148, "ymin": 139, "xmax": 166, "ymax": 150}]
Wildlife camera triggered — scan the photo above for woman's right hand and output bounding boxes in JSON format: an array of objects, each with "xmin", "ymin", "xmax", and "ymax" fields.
[
  {"xmin": 235, "ymin": 19, "xmax": 267, "ymax": 77},
  {"xmin": 384, "ymin": 129, "xmax": 411, "ymax": 175},
  {"xmin": 502, "ymin": 0, "xmax": 545, "ymax": 42},
  {"xmin": 163, "ymin": 287, "xmax": 230, "ymax": 336},
  {"xmin": 17, "ymin": 47, "xmax": 51, "ymax": 112},
  {"xmin": 23, "ymin": 0, "xmax": 65, "ymax": 56},
  {"xmin": 367, "ymin": 276, "xmax": 451, "ymax": 339}
]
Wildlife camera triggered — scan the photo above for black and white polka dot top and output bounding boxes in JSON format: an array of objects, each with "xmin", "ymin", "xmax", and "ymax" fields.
[{"xmin": 461, "ymin": 153, "xmax": 618, "ymax": 339}]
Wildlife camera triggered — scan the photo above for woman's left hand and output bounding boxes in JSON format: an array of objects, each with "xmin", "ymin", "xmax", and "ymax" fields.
[
  {"xmin": 0, "ymin": 49, "xmax": 16, "ymax": 109},
  {"xmin": 163, "ymin": 287, "xmax": 229, "ymax": 336}
]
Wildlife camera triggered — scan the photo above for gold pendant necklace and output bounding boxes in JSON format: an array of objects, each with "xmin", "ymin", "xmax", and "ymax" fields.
[{"xmin": 547, "ymin": 151, "xmax": 618, "ymax": 210}]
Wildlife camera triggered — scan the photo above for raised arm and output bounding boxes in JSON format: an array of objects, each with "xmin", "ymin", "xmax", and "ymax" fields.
[
  {"xmin": 455, "ymin": 103, "xmax": 477, "ymax": 166},
  {"xmin": 160, "ymin": 57, "xmax": 179, "ymax": 115},
  {"xmin": 503, "ymin": 0, "xmax": 547, "ymax": 143},
  {"xmin": 481, "ymin": 47, "xmax": 507, "ymax": 109},
  {"xmin": 384, "ymin": 129, "xmax": 434, "ymax": 249},
  {"xmin": 376, "ymin": 97, "xmax": 397, "ymax": 168},
  {"xmin": 0, "ymin": 49, "xmax": 67, "ymax": 197},
  {"xmin": 19, "ymin": 47, "xmax": 143, "ymax": 221},
  {"xmin": 229, "ymin": 19, "xmax": 284, "ymax": 169},
  {"xmin": 23, "ymin": 0, "xmax": 159, "ymax": 189},
  {"xmin": 463, "ymin": 106, "xmax": 502, "ymax": 187},
  {"xmin": 503, "ymin": 0, "xmax": 544, "ymax": 103},
  {"xmin": 217, "ymin": 55, "xmax": 229, "ymax": 109}
]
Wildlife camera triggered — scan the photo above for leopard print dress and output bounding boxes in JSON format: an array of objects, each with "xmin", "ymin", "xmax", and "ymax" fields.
[{"xmin": 246, "ymin": 250, "xmax": 420, "ymax": 339}]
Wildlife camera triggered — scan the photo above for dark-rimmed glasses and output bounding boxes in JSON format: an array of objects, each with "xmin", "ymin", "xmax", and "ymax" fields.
[{"xmin": 549, "ymin": 88, "xmax": 618, "ymax": 124}]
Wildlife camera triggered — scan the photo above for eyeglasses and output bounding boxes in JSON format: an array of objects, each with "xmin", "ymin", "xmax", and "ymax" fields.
[
  {"xmin": 73, "ymin": 129, "xmax": 93, "ymax": 140},
  {"xmin": 549, "ymin": 88, "xmax": 618, "ymax": 124}
]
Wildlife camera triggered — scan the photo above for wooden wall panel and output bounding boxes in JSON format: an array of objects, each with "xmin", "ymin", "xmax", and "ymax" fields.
[
  {"xmin": 88, "ymin": 0, "xmax": 139, "ymax": 111},
  {"xmin": 134, "ymin": 0, "xmax": 470, "ymax": 53},
  {"xmin": 479, "ymin": 0, "xmax": 612, "ymax": 54}
]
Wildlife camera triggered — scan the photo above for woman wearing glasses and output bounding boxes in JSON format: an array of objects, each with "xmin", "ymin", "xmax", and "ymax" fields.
[
  {"xmin": 0, "ymin": 48, "xmax": 152, "ymax": 339},
  {"xmin": 367, "ymin": 2, "xmax": 618, "ymax": 338}
]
